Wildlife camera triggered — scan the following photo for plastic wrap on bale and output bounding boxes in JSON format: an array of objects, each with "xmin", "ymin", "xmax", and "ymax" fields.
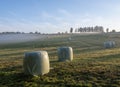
[
  {"xmin": 58, "ymin": 47, "xmax": 73, "ymax": 62},
  {"xmin": 23, "ymin": 51, "xmax": 50, "ymax": 76},
  {"xmin": 104, "ymin": 41, "xmax": 115, "ymax": 48}
]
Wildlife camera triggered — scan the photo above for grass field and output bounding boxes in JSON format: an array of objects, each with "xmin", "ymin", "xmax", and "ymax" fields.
[{"xmin": 0, "ymin": 33, "xmax": 120, "ymax": 87}]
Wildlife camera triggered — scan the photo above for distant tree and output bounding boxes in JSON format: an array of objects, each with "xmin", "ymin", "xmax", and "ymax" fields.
[
  {"xmin": 78, "ymin": 28, "xmax": 80, "ymax": 32},
  {"xmin": 111, "ymin": 29, "xmax": 116, "ymax": 33},
  {"xmin": 76, "ymin": 26, "xmax": 104, "ymax": 33},
  {"xmin": 22, "ymin": 32, "xmax": 25, "ymax": 34},
  {"xmin": 38, "ymin": 32, "xmax": 41, "ymax": 34},
  {"xmin": 99, "ymin": 26, "xmax": 104, "ymax": 32},
  {"xmin": 65, "ymin": 31, "xmax": 68, "ymax": 34},
  {"xmin": 16, "ymin": 32, "xmax": 21, "ymax": 34},
  {"xmin": 84, "ymin": 27, "xmax": 87, "ymax": 32},
  {"xmin": 29, "ymin": 32, "xmax": 33, "ymax": 34},
  {"xmin": 106, "ymin": 28, "xmax": 109, "ymax": 33},
  {"xmin": 35, "ymin": 31, "xmax": 38, "ymax": 34},
  {"xmin": 94, "ymin": 26, "xmax": 99, "ymax": 32},
  {"xmin": 70, "ymin": 27, "xmax": 73, "ymax": 33},
  {"xmin": 90, "ymin": 27, "xmax": 94, "ymax": 32},
  {"xmin": 80, "ymin": 28, "xmax": 83, "ymax": 32},
  {"xmin": 58, "ymin": 32, "xmax": 60, "ymax": 34},
  {"xmin": 75, "ymin": 28, "xmax": 78, "ymax": 32}
]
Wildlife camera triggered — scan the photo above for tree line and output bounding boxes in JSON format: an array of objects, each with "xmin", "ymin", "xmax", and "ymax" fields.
[
  {"xmin": 70, "ymin": 26, "xmax": 104, "ymax": 33},
  {"xmin": 0, "ymin": 31, "xmax": 41, "ymax": 34},
  {"xmin": 0, "ymin": 32, "xmax": 25, "ymax": 34}
]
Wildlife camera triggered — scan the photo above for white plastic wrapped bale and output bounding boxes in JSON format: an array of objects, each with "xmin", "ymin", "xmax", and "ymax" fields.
[
  {"xmin": 23, "ymin": 51, "xmax": 50, "ymax": 76},
  {"xmin": 104, "ymin": 41, "xmax": 111, "ymax": 48},
  {"xmin": 58, "ymin": 47, "xmax": 73, "ymax": 62},
  {"xmin": 68, "ymin": 37, "xmax": 72, "ymax": 41},
  {"xmin": 112, "ymin": 41, "xmax": 115, "ymax": 47},
  {"xmin": 104, "ymin": 41, "xmax": 115, "ymax": 48}
]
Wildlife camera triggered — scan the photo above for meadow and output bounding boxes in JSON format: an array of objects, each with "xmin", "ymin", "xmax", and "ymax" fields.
[{"xmin": 0, "ymin": 33, "xmax": 120, "ymax": 87}]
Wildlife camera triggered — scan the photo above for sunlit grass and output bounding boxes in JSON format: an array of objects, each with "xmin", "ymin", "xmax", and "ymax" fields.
[{"xmin": 0, "ymin": 33, "xmax": 120, "ymax": 87}]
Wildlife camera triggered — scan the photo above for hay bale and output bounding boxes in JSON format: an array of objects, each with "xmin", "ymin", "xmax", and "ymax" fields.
[
  {"xmin": 112, "ymin": 41, "xmax": 115, "ymax": 47},
  {"xmin": 23, "ymin": 51, "xmax": 50, "ymax": 76},
  {"xmin": 104, "ymin": 41, "xmax": 111, "ymax": 48},
  {"xmin": 104, "ymin": 41, "xmax": 115, "ymax": 48},
  {"xmin": 68, "ymin": 37, "xmax": 72, "ymax": 41},
  {"xmin": 58, "ymin": 47, "xmax": 73, "ymax": 62}
]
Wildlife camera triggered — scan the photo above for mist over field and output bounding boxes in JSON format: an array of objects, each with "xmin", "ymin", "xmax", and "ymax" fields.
[{"xmin": 0, "ymin": 34, "xmax": 48, "ymax": 44}]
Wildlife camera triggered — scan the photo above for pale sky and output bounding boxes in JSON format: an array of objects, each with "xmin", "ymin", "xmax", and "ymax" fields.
[{"xmin": 0, "ymin": 0, "xmax": 120, "ymax": 33}]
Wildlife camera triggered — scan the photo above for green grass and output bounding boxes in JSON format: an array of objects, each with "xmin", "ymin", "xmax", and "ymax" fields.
[{"xmin": 0, "ymin": 33, "xmax": 120, "ymax": 87}]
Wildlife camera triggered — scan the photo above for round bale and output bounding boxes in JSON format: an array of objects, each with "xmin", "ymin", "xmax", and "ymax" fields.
[
  {"xmin": 111, "ymin": 41, "xmax": 115, "ymax": 47},
  {"xmin": 23, "ymin": 51, "xmax": 50, "ymax": 76},
  {"xmin": 104, "ymin": 41, "xmax": 115, "ymax": 48},
  {"xmin": 58, "ymin": 47, "xmax": 73, "ymax": 62},
  {"xmin": 68, "ymin": 37, "xmax": 72, "ymax": 41}
]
